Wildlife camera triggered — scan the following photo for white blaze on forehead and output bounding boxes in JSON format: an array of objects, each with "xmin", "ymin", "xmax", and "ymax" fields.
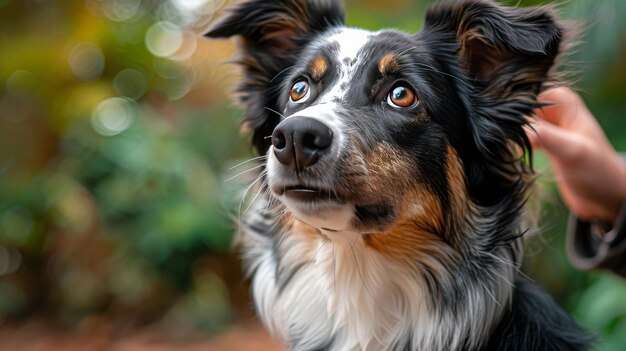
[
  {"xmin": 328, "ymin": 27, "xmax": 372, "ymax": 62},
  {"xmin": 319, "ymin": 27, "xmax": 374, "ymax": 103}
]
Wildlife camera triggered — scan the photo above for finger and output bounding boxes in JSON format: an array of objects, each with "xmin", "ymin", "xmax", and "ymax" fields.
[
  {"xmin": 531, "ymin": 119, "xmax": 587, "ymax": 162},
  {"xmin": 523, "ymin": 122, "xmax": 541, "ymax": 149},
  {"xmin": 535, "ymin": 87, "xmax": 581, "ymax": 127}
]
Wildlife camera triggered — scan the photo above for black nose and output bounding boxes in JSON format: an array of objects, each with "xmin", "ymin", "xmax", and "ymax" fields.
[{"xmin": 271, "ymin": 117, "xmax": 333, "ymax": 172}]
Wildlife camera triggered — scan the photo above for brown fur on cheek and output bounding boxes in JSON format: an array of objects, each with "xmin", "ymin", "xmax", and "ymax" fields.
[
  {"xmin": 364, "ymin": 218, "xmax": 458, "ymax": 271},
  {"xmin": 342, "ymin": 139, "xmax": 444, "ymax": 224},
  {"xmin": 362, "ymin": 145, "xmax": 470, "ymax": 266},
  {"xmin": 440, "ymin": 146, "xmax": 473, "ymax": 247},
  {"xmin": 445, "ymin": 146, "xmax": 469, "ymax": 221},
  {"xmin": 363, "ymin": 175, "xmax": 449, "ymax": 265}
]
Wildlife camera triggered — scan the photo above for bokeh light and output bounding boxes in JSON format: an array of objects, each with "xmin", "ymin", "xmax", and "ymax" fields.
[
  {"xmin": 100, "ymin": 0, "xmax": 145, "ymax": 22},
  {"xmin": 146, "ymin": 21, "xmax": 184, "ymax": 58},
  {"xmin": 171, "ymin": 31, "xmax": 198, "ymax": 61},
  {"xmin": 91, "ymin": 97, "xmax": 137, "ymax": 136},
  {"xmin": 69, "ymin": 43, "xmax": 106, "ymax": 82},
  {"xmin": 113, "ymin": 68, "xmax": 148, "ymax": 100}
]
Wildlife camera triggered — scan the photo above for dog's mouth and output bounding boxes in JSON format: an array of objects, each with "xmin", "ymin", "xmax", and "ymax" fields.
[
  {"xmin": 272, "ymin": 183, "xmax": 395, "ymax": 232},
  {"xmin": 276, "ymin": 185, "xmax": 337, "ymax": 203}
]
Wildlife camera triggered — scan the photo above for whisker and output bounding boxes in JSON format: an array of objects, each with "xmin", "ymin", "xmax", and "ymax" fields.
[
  {"xmin": 264, "ymin": 192, "xmax": 276, "ymax": 212},
  {"xmin": 243, "ymin": 179, "xmax": 269, "ymax": 215},
  {"xmin": 349, "ymin": 235, "xmax": 377, "ymax": 303},
  {"xmin": 484, "ymin": 266, "xmax": 515, "ymax": 289},
  {"xmin": 270, "ymin": 65, "xmax": 295, "ymax": 83},
  {"xmin": 485, "ymin": 251, "xmax": 530, "ymax": 281},
  {"xmin": 238, "ymin": 170, "xmax": 266, "ymax": 220},
  {"xmin": 301, "ymin": 238, "xmax": 330, "ymax": 272},
  {"xmin": 229, "ymin": 156, "xmax": 266, "ymax": 170},
  {"xmin": 264, "ymin": 106, "xmax": 287, "ymax": 119},
  {"xmin": 267, "ymin": 195, "xmax": 283, "ymax": 214},
  {"xmin": 224, "ymin": 163, "xmax": 265, "ymax": 182},
  {"xmin": 274, "ymin": 210, "xmax": 293, "ymax": 249},
  {"xmin": 479, "ymin": 280, "xmax": 502, "ymax": 307}
]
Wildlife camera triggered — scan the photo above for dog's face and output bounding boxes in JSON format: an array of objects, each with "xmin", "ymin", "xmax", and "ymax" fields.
[
  {"xmin": 208, "ymin": 0, "xmax": 563, "ymax": 238},
  {"xmin": 265, "ymin": 28, "xmax": 452, "ymax": 233}
]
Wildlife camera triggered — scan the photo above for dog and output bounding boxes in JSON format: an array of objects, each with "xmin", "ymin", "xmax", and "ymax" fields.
[{"xmin": 206, "ymin": 0, "xmax": 592, "ymax": 350}]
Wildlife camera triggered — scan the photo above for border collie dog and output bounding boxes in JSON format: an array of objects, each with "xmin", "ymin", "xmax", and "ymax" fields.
[{"xmin": 207, "ymin": 1, "xmax": 591, "ymax": 350}]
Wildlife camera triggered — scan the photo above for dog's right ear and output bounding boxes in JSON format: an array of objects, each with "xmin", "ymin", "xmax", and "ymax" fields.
[
  {"xmin": 206, "ymin": 0, "xmax": 345, "ymax": 154},
  {"xmin": 206, "ymin": 0, "xmax": 345, "ymax": 62}
]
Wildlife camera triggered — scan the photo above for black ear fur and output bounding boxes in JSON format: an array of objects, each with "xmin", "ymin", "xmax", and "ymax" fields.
[
  {"xmin": 423, "ymin": 0, "xmax": 565, "ymax": 205},
  {"xmin": 425, "ymin": 0, "xmax": 562, "ymax": 91},
  {"xmin": 206, "ymin": 0, "xmax": 345, "ymax": 155}
]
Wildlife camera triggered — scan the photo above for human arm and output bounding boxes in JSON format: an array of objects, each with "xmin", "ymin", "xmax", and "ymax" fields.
[{"xmin": 527, "ymin": 87, "xmax": 626, "ymax": 275}]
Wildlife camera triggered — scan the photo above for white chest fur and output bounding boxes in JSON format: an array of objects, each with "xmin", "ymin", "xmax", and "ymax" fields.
[
  {"xmin": 252, "ymin": 231, "xmax": 423, "ymax": 351},
  {"xmin": 242, "ymin": 200, "xmax": 517, "ymax": 351}
]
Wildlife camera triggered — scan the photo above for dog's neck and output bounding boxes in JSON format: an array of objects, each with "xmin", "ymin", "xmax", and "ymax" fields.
[{"xmin": 241, "ymin": 196, "xmax": 522, "ymax": 351}]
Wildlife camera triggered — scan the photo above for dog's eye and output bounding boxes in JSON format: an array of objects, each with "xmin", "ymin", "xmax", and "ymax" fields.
[
  {"xmin": 387, "ymin": 85, "xmax": 417, "ymax": 108},
  {"xmin": 290, "ymin": 80, "xmax": 310, "ymax": 103}
]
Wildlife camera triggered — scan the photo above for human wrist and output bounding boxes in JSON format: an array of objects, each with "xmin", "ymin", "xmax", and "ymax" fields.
[
  {"xmin": 567, "ymin": 197, "xmax": 626, "ymax": 275},
  {"xmin": 582, "ymin": 154, "xmax": 626, "ymax": 230},
  {"xmin": 596, "ymin": 154, "xmax": 626, "ymax": 223}
]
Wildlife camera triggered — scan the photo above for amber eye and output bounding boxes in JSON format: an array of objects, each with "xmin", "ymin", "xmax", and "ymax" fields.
[
  {"xmin": 387, "ymin": 84, "xmax": 417, "ymax": 108},
  {"xmin": 289, "ymin": 80, "xmax": 310, "ymax": 103}
]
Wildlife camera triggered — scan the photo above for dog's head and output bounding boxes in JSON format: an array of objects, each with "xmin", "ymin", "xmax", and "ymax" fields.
[{"xmin": 207, "ymin": 0, "xmax": 563, "ymax": 240}]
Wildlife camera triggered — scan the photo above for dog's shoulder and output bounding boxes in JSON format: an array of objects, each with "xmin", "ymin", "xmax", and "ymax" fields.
[{"xmin": 484, "ymin": 278, "xmax": 592, "ymax": 351}]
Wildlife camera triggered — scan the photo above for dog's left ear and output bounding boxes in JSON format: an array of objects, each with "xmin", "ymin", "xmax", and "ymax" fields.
[
  {"xmin": 206, "ymin": 0, "xmax": 345, "ymax": 154},
  {"xmin": 423, "ymin": 0, "xmax": 566, "ymax": 203}
]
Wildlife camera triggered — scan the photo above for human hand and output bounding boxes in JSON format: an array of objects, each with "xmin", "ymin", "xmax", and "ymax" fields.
[{"xmin": 527, "ymin": 87, "xmax": 626, "ymax": 223}]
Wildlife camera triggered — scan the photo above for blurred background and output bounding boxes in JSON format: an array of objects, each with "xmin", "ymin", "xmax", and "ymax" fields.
[{"xmin": 0, "ymin": 0, "xmax": 624, "ymax": 350}]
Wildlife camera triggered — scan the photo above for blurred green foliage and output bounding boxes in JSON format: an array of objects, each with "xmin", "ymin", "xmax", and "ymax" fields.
[
  {"xmin": 0, "ymin": 0, "xmax": 625, "ymax": 348},
  {"xmin": 0, "ymin": 0, "xmax": 249, "ymax": 335}
]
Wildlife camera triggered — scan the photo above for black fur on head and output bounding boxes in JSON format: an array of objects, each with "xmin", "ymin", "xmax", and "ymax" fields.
[
  {"xmin": 422, "ymin": 0, "xmax": 565, "ymax": 205},
  {"xmin": 205, "ymin": 0, "xmax": 345, "ymax": 155}
]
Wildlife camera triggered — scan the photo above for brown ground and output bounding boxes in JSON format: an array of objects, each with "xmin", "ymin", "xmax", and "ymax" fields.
[{"xmin": 0, "ymin": 320, "xmax": 285, "ymax": 351}]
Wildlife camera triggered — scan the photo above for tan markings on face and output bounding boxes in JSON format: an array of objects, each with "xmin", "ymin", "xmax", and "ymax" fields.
[
  {"xmin": 361, "ymin": 144, "xmax": 468, "ymax": 266},
  {"xmin": 364, "ymin": 218, "xmax": 457, "ymax": 270},
  {"xmin": 446, "ymin": 145, "xmax": 469, "ymax": 220},
  {"xmin": 343, "ymin": 141, "xmax": 444, "ymax": 228},
  {"xmin": 434, "ymin": 145, "xmax": 475, "ymax": 249},
  {"xmin": 309, "ymin": 55, "xmax": 329, "ymax": 80},
  {"xmin": 378, "ymin": 53, "xmax": 399, "ymax": 75},
  {"xmin": 363, "ymin": 182, "xmax": 446, "ymax": 263}
]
